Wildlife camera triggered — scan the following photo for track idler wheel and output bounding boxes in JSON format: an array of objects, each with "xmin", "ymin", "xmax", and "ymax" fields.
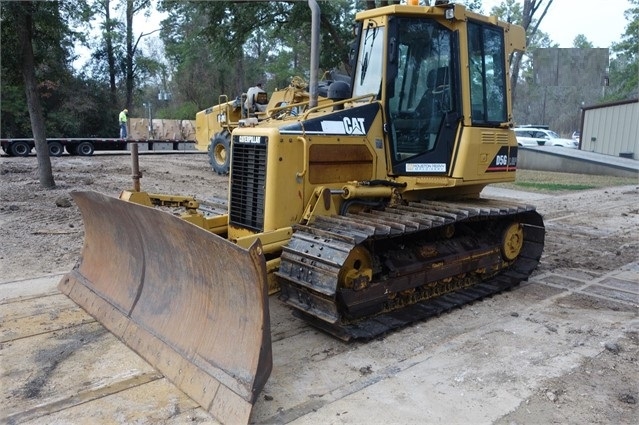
[
  {"xmin": 338, "ymin": 245, "xmax": 373, "ymax": 291},
  {"xmin": 501, "ymin": 222, "xmax": 524, "ymax": 261}
]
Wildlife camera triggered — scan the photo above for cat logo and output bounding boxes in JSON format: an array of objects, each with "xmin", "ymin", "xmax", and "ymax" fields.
[
  {"xmin": 320, "ymin": 117, "xmax": 366, "ymax": 135},
  {"xmin": 343, "ymin": 117, "xmax": 366, "ymax": 135}
]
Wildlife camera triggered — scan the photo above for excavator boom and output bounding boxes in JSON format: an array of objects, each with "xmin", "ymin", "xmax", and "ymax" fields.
[{"xmin": 58, "ymin": 191, "xmax": 272, "ymax": 424}]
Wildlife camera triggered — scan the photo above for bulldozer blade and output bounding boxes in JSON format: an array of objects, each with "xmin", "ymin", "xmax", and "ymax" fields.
[{"xmin": 58, "ymin": 191, "xmax": 272, "ymax": 425}]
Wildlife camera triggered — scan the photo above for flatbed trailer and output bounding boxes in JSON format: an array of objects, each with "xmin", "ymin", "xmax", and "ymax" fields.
[{"xmin": 0, "ymin": 137, "xmax": 195, "ymax": 157}]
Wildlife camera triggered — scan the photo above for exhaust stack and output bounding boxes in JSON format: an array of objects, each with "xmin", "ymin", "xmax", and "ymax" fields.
[{"xmin": 309, "ymin": 0, "xmax": 320, "ymax": 108}]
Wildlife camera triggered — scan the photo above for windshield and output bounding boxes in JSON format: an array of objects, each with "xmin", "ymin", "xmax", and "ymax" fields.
[{"xmin": 353, "ymin": 24, "xmax": 385, "ymax": 98}]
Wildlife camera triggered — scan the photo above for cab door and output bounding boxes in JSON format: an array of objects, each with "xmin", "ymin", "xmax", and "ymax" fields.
[{"xmin": 384, "ymin": 17, "xmax": 461, "ymax": 176}]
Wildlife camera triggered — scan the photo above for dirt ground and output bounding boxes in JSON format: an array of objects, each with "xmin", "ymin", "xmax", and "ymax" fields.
[
  {"xmin": 0, "ymin": 153, "xmax": 228, "ymax": 281},
  {"xmin": 1, "ymin": 152, "xmax": 638, "ymax": 424}
]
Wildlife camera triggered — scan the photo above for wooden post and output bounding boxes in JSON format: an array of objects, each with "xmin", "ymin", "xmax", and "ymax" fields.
[{"xmin": 130, "ymin": 141, "xmax": 142, "ymax": 192}]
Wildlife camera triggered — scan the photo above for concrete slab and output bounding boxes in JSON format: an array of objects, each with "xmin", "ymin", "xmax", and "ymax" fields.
[
  {"xmin": 2, "ymin": 263, "xmax": 637, "ymax": 424},
  {"xmin": 518, "ymin": 146, "xmax": 639, "ymax": 178}
]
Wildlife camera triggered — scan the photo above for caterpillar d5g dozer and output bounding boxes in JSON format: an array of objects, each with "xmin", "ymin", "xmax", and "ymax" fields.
[{"xmin": 59, "ymin": 1, "xmax": 545, "ymax": 423}]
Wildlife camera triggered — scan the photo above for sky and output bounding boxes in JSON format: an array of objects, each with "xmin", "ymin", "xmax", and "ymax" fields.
[
  {"xmin": 135, "ymin": 0, "xmax": 632, "ymax": 49},
  {"xmin": 481, "ymin": 0, "xmax": 632, "ymax": 49},
  {"xmin": 78, "ymin": 0, "xmax": 631, "ymax": 70}
]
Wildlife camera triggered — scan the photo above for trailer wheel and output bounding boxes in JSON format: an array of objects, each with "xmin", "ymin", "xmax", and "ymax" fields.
[
  {"xmin": 208, "ymin": 131, "xmax": 231, "ymax": 175},
  {"xmin": 10, "ymin": 141, "xmax": 31, "ymax": 157},
  {"xmin": 76, "ymin": 141, "xmax": 95, "ymax": 156},
  {"xmin": 48, "ymin": 141, "xmax": 64, "ymax": 157}
]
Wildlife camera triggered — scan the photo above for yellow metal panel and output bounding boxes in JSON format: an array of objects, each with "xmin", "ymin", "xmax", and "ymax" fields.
[
  {"xmin": 194, "ymin": 101, "xmax": 241, "ymax": 151},
  {"xmin": 452, "ymin": 127, "xmax": 517, "ymax": 184},
  {"xmin": 308, "ymin": 144, "xmax": 373, "ymax": 184}
]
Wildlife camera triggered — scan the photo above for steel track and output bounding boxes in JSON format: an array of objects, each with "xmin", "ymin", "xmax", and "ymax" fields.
[{"xmin": 277, "ymin": 198, "xmax": 545, "ymax": 340}]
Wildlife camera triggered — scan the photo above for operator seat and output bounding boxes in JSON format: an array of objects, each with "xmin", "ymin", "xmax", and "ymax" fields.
[
  {"xmin": 414, "ymin": 66, "xmax": 450, "ymax": 150},
  {"xmin": 421, "ymin": 66, "xmax": 450, "ymax": 132}
]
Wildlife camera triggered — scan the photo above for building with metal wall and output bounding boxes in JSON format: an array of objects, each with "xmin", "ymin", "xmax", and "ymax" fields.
[{"xmin": 580, "ymin": 98, "xmax": 639, "ymax": 159}]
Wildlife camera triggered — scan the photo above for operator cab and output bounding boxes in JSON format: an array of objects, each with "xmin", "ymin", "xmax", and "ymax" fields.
[{"xmin": 350, "ymin": 6, "xmax": 510, "ymax": 176}]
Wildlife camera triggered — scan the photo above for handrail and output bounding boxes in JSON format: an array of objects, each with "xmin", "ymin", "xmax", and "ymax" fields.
[
  {"xmin": 296, "ymin": 136, "xmax": 308, "ymax": 178},
  {"xmin": 301, "ymin": 94, "xmax": 377, "ymax": 120},
  {"xmin": 218, "ymin": 94, "xmax": 229, "ymax": 126},
  {"xmin": 267, "ymin": 100, "xmax": 312, "ymax": 118}
]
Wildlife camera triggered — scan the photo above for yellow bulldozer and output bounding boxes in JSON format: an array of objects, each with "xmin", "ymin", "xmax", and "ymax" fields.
[
  {"xmin": 59, "ymin": 1, "xmax": 545, "ymax": 424},
  {"xmin": 194, "ymin": 75, "xmax": 334, "ymax": 174}
]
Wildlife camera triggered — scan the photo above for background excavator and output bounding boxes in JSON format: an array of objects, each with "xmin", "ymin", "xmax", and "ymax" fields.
[{"xmin": 58, "ymin": 1, "xmax": 545, "ymax": 424}]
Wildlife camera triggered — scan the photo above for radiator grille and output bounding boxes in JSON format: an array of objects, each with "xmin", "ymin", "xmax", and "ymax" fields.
[{"xmin": 229, "ymin": 137, "xmax": 267, "ymax": 231}]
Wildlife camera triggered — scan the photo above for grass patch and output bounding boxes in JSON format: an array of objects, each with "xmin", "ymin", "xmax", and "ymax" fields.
[
  {"xmin": 494, "ymin": 170, "xmax": 637, "ymax": 193},
  {"xmin": 514, "ymin": 181, "xmax": 596, "ymax": 191}
]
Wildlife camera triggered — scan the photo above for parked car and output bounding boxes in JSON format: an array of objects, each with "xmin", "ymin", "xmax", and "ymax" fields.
[
  {"xmin": 514, "ymin": 128, "xmax": 547, "ymax": 147},
  {"xmin": 572, "ymin": 131, "xmax": 580, "ymax": 141},
  {"xmin": 514, "ymin": 128, "xmax": 579, "ymax": 148}
]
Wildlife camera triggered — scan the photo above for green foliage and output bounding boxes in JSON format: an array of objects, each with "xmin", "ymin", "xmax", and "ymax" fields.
[
  {"xmin": 7, "ymin": 0, "xmax": 630, "ymax": 141},
  {"xmin": 0, "ymin": 0, "xmax": 171, "ymax": 138},
  {"xmin": 6, "ymin": 0, "xmax": 514, "ymax": 137},
  {"xmin": 572, "ymin": 34, "xmax": 594, "ymax": 49},
  {"xmin": 496, "ymin": 170, "xmax": 637, "ymax": 193},
  {"xmin": 1, "ymin": 1, "xmax": 95, "ymax": 138},
  {"xmin": 489, "ymin": 0, "xmax": 523, "ymax": 23},
  {"xmin": 605, "ymin": 0, "xmax": 639, "ymax": 101},
  {"xmin": 0, "ymin": 84, "xmax": 31, "ymax": 138},
  {"xmin": 84, "ymin": 16, "xmax": 126, "ymax": 83},
  {"xmin": 158, "ymin": 0, "xmax": 354, "ymax": 111},
  {"xmin": 461, "ymin": 0, "xmax": 483, "ymax": 12},
  {"xmin": 489, "ymin": 0, "xmax": 555, "ymax": 49},
  {"xmin": 159, "ymin": 2, "xmax": 237, "ymax": 109},
  {"xmin": 155, "ymin": 101, "xmax": 199, "ymax": 121},
  {"xmin": 514, "ymin": 182, "xmax": 596, "ymax": 191}
]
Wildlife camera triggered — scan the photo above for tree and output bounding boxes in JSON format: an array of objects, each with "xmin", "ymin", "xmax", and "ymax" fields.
[
  {"xmin": 2, "ymin": 0, "xmax": 111, "ymax": 140},
  {"xmin": 490, "ymin": 0, "xmax": 554, "ymax": 102},
  {"xmin": 159, "ymin": 2, "xmax": 237, "ymax": 112},
  {"xmin": 19, "ymin": 3, "xmax": 55, "ymax": 188},
  {"xmin": 158, "ymin": 0, "xmax": 355, "ymax": 111},
  {"xmin": 123, "ymin": 0, "xmax": 151, "ymax": 110},
  {"xmin": 573, "ymin": 34, "xmax": 594, "ymax": 49},
  {"xmin": 78, "ymin": 0, "xmax": 165, "ymax": 129},
  {"xmin": 3, "ymin": 2, "xmax": 64, "ymax": 188},
  {"xmin": 606, "ymin": 0, "xmax": 638, "ymax": 100},
  {"xmin": 462, "ymin": 0, "xmax": 483, "ymax": 12},
  {"xmin": 90, "ymin": 0, "xmax": 122, "ymax": 106}
]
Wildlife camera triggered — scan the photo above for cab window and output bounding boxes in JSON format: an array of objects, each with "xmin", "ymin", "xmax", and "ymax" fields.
[
  {"xmin": 468, "ymin": 21, "xmax": 507, "ymax": 124},
  {"xmin": 353, "ymin": 24, "xmax": 385, "ymax": 98}
]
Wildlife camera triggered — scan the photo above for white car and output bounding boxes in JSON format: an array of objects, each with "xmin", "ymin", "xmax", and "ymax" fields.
[
  {"xmin": 514, "ymin": 128, "xmax": 547, "ymax": 147},
  {"xmin": 514, "ymin": 128, "xmax": 579, "ymax": 148},
  {"xmin": 572, "ymin": 131, "xmax": 580, "ymax": 141}
]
